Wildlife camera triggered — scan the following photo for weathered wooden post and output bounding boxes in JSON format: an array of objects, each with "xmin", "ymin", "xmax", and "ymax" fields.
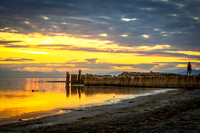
[
  {"xmin": 78, "ymin": 70, "xmax": 81, "ymax": 84},
  {"xmin": 78, "ymin": 86, "xmax": 81, "ymax": 98},
  {"xmin": 66, "ymin": 72, "xmax": 70, "ymax": 86}
]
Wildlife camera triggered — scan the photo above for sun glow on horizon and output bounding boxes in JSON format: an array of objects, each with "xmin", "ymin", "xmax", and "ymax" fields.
[{"xmin": 0, "ymin": 31, "xmax": 199, "ymax": 73}]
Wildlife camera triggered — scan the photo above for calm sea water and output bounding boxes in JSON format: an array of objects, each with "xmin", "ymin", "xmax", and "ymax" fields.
[{"xmin": 0, "ymin": 78, "xmax": 175, "ymax": 125}]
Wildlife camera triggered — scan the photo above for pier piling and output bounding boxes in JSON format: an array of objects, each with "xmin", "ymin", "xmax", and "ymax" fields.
[
  {"xmin": 78, "ymin": 70, "xmax": 81, "ymax": 84},
  {"xmin": 66, "ymin": 72, "xmax": 70, "ymax": 86}
]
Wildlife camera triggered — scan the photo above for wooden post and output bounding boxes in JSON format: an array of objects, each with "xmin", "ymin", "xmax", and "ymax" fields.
[
  {"xmin": 78, "ymin": 70, "xmax": 81, "ymax": 84},
  {"xmin": 78, "ymin": 86, "xmax": 81, "ymax": 98},
  {"xmin": 66, "ymin": 72, "xmax": 70, "ymax": 86}
]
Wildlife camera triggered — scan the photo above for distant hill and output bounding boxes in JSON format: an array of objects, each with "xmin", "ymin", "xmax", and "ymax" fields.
[
  {"xmin": 96, "ymin": 70, "xmax": 200, "ymax": 76},
  {"xmin": 96, "ymin": 71, "xmax": 123, "ymax": 76},
  {"xmin": 0, "ymin": 70, "xmax": 123, "ymax": 78},
  {"xmin": 0, "ymin": 70, "xmax": 66, "ymax": 78},
  {"xmin": 178, "ymin": 69, "xmax": 200, "ymax": 75}
]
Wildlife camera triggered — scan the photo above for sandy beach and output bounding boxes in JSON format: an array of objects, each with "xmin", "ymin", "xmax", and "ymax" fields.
[{"xmin": 1, "ymin": 88, "xmax": 200, "ymax": 133}]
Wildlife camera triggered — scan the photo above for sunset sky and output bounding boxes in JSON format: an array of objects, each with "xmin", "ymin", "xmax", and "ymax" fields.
[{"xmin": 0, "ymin": 0, "xmax": 200, "ymax": 77}]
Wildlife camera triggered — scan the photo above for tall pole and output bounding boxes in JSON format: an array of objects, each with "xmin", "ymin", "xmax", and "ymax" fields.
[{"xmin": 78, "ymin": 70, "xmax": 81, "ymax": 84}]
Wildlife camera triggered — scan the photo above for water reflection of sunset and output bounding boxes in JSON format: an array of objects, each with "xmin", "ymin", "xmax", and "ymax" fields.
[{"xmin": 0, "ymin": 78, "xmax": 138, "ymax": 125}]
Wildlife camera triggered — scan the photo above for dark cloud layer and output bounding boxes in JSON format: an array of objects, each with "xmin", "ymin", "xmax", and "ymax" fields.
[
  {"xmin": 0, "ymin": 58, "xmax": 34, "ymax": 62},
  {"xmin": 0, "ymin": 0, "xmax": 200, "ymax": 50},
  {"xmin": 0, "ymin": 40, "xmax": 22, "ymax": 44}
]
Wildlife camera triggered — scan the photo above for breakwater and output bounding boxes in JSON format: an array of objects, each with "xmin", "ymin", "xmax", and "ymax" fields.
[
  {"xmin": 83, "ymin": 74, "xmax": 200, "ymax": 88},
  {"xmin": 66, "ymin": 71, "xmax": 200, "ymax": 88}
]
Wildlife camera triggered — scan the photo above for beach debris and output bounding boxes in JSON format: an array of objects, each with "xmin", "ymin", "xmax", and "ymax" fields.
[
  {"xmin": 129, "ymin": 101, "xmax": 134, "ymax": 103},
  {"xmin": 18, "ymin": 119, "xmax": 23, "ymax": 121},
  {"xmin": 61, "ymin": 108, "xmax": 68, "ymax": 110},
  {"xmin": 116, "ymin": 111, "xmax": 123, "ymax": 113},
  {"xmin": 61, "ymin": 108, "xmax": 83, "ymax": 111},
  {"xmin": 78, "ymin": 117, "xmax": 88, "ymax": 120},
  {"xmin": 31, "ymin": 90, "xmax": 39, "ymax": 92},
  {"xmin": 72, "ymin": 108, "xmax": 83, "ymax": 111}
]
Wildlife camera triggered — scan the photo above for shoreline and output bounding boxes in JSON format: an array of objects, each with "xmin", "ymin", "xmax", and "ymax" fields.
[
  {"xmin": 0, "ymin": 88, "xmax": 176, "ymax": 126},
  {"xmin": 1, "ymin": 88, "xmax": 200, "ymax": 132},
  {"xmin": 0, "ymin": 87, "xmax": 175, "ymax": 126}
]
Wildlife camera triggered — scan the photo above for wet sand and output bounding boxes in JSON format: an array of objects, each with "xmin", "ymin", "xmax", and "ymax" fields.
[{"xmin": 1, "ymin": 88, "xmax": 200, "ymax": 133}]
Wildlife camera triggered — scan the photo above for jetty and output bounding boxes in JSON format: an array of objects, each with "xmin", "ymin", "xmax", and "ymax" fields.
[{"xmin": 66, "ymin": 70, "xmax": 200, "ymax": 89}]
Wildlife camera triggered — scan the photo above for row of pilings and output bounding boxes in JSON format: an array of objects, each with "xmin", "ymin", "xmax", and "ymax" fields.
[
  {"xmin": 83, "ymin": 75, "xmax": 200, "ymax": 89},
  {"xmin": 65, "ymin": 71, "xmax": 200, "ymax": 88},
  {"xmin": 66, "ymin": 70, "xmax": 84, "ymax": 85}
]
